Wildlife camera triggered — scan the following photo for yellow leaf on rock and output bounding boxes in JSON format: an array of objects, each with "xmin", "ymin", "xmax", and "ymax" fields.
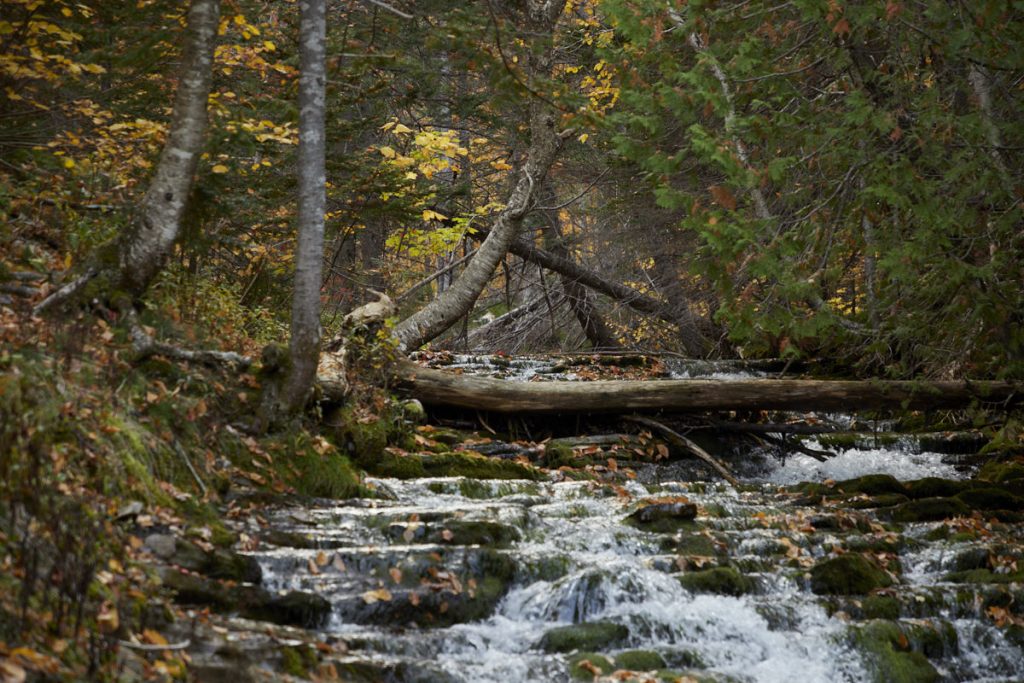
[
  {"xmin": 361, "ymin": 588, "xmax": 392, "ymax": 604},
  {"xmin": 211, "ymin": 164, "xmax": 229, "ymax": 174},
  {"xmin": 379, "ymin": 146, "xmax": 396, "ymax": 159}
]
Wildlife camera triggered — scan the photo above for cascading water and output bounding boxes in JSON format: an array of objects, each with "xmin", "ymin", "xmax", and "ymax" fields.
[{"xmin": 241, "ymin": 357, "xmax": 1023, "ymax": 682}]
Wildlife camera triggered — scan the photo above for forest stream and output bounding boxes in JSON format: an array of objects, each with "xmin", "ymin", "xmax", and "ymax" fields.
[{"xmin": 168, "ymin": 358, "xmax": 1024, "ymax": 683}]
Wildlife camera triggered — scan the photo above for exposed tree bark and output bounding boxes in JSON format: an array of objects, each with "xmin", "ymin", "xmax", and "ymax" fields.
[
  {"xmin": 278, "ymin": 0, "xmax": 328, "ymax": 415},
  {"xmin": 119, "ymin": 0, "xmax": 221, "ymax": 295},
  {"xmin": 473, "ymin": 226, "xmax": 687, "ymax": 331},
  {"xmin": 392, "ymin": 0, "xmax": 567, "ymax": 351},
  {"xmin": 34, "ymin": 0, "xmax": 221, "ymax": 312},
  {"xmin": 538, "ymin": 183, "xmax": 620, "ymax": 350},
  {"xmin": 370, "ymin": 360, "xmax": 1024, "ymax": 414}
]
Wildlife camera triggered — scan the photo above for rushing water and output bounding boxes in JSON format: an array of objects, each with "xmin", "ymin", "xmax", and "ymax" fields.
[
  {"xmin": 241, "ymin": 357, "xmax": 1023, "ymax": 682},
  {"xmin": 245, "ymin": 452, "xmax": 1023, "ymax": 682}
]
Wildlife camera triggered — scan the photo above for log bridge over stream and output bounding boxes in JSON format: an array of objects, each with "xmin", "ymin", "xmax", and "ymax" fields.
[{"xmin": 383, "ymin": 359, "xmax": 1022, "ymax": 415}]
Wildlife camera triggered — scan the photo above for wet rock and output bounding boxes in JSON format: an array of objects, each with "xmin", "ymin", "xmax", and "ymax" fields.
[
  {"xmin": 400, "ymin": 399, "xmax": 427, "ymax": 424},
  {"xmin": 835, "ymin": 474, "xmax": 907, "ymax": 497},
  {"xmin": 942, "ymin": 568, "xmax": 1024, "ymax": 584},
  {"xmin": 615, "ymin": 649, "xmax": 667, "ymax": 671},
  {"xmin": 662, "ymin": 532, "xmax": 720, "ymax": 557},
  {"xmin": 810, "ymin": 554, "xmax": 894, "ymax": 595},
  {"xmin": 242, "ymin": 591, "xmax": 331, "ymax": 629},
  {"xmin": 567, "ymin": 652, "xmax": 614, "ymax": 680},
  {"xmin": 160, "ymin": 568, "xmax": 329, "ymax": 628},
  {"xmin": 849, "ymin": 620, "xmax": 940, "ymax": 683},
  {"xmin": 808, "ymin": 514, "xmax": 841, "ymax": 530},
  {"xmin": 978, "ymin": 460, "xmax": 1024, "ymax": 485},
  {"xmin": 954, "ymin": 487, "xmax": 1024, "ymax": 512},
  {"xmin": 625, "ymin": 501, "xmax": 698, "ymax": 532},
  {"xmin": 206, "ymin": 548, "xmax": 262, "ymax": 583},
  {"xmin": 540, "ymin": 621, "xmax": 630, "ymax": 653},
  {"xmin": 903, "ymin": 477, "xmax": 970, "ymax": 500},
  {"xmin": 890, "ymin": 497, "xmax": 970, "ymax": 522},
  {"xmin": 847, "ymin": 493, "xmax": 909, "ymax": 510},
  {"xmin": 678, "ymin": 567, "xmax": 754, "ymax": 596},
  {"xmin": 862, "ymin": 595, "xmax": 901, "ymax": 620}
]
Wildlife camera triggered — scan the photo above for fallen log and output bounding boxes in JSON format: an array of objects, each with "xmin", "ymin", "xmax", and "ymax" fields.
[{"xmin": 384, "ymin": 359, "xmax": 1023, "ymax": 414}]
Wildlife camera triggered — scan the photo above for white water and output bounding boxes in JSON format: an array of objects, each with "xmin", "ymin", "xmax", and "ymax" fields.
[{"xmin": 763, "ymin": 439, "xmax": 964, "ymax": 485}]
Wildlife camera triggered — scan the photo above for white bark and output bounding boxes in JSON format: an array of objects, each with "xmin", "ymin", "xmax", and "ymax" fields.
[
  {"xmin": 280, "ymin": 0, "xmax": 328, "ymax": 413},
  {"xmin": 119, "ymin": 0, "xmax": 221, "ymax": 295}
]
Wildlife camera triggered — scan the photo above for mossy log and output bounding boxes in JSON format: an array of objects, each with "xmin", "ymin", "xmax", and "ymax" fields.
[{"xmin": 359, "ymin": 360, "xmax": 1023, "ymax": 414}]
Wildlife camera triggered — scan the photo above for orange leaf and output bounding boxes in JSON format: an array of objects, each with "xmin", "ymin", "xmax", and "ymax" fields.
[
  {"xmin": 709, "ymin": 185, "xmax": 737, "ymax": 211},
  {"xmin": 832, "ymin": 18, "xmax": 851, "ymax": 36}
]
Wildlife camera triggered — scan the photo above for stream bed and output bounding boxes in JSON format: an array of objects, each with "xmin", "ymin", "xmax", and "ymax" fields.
[
  {"xmin": 176, "ymin": 357, "xmax": 1024, "ymax": 683},
  {"xmin": 218, "ymin": 443, "xmax": 1024, "ymax": 683}
]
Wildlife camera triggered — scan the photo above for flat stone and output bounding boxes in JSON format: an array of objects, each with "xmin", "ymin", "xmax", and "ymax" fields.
[{"xmin": 144, "ymin": 533, "xmax": 177, "ymax": 559}]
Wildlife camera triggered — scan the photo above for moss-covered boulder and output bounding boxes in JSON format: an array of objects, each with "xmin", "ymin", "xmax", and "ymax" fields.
[
  {"xmin": 849, "ymin": 621, "xmax": 940, "ymax": 683},
  {"xmin": 977, "ymin": 460, "xmax": 1024, "ymax": 485},
  {"xmin": 615, "ymin": 650, "xmax": 667, "ymax": 671},
  {"xmin": 942, "ymin": 568, "xmax": 1024, "ymax": 584},
  {"xmin": 890, "ymin": 497, "xmax": 971, "ymax": 522},
  {"xmin": 904, "ymin": 477, "xmax": 970, "ymax": 500},
  {"xmin": 567, "ymin": 653, "xmax": 614, "ymax": 680},
  {"xmin": 835, "ymin": 474, "xmax": 907, "ymax": 497},
  {"xmin": 862, "ymin": 595, "xmax": 901, "ymax": 620},
  {"xmin": 810, "ymin": 554, "xmax": 894, "ymax": 595},
  {"xmin": 625, "ymin": 500, "xmax": 698, "ymax": 532},
  {"xmin": 847, "ymin": 493, "xmax": 910, "ymax": 510},
  {"xmin": 954, "ymin": 487, "xmax": 1023, "ymax": 512},
  {"xmin": 539, "ymin": 621, "xmax": 630, "ymax": 653},
  {"xmin": 679, "ymin": 567, "xmax": 754, "ymax": 596}
]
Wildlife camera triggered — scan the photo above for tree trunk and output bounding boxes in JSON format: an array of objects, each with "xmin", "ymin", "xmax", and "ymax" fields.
[
  {"xmin": 118, "ymin": 0, "xmax": 221, "ymax": 296},
  {"xmin": 392, "ymin": 0, "xmax": 566, "ymax": 352},
  {"xmin": 373, "ymin": 360, "xmax": 1024, "ymax": 414},
  {"xmin": 538, "ymin": 184, "xmax": 620, "ymax": 350},
  {"xmin": 278, "ymin": 0, "xmax": 328, "ymax": 415},
  {"xmin": 473, "ymin": 226, "xmax": 686, "ymax": 332}
]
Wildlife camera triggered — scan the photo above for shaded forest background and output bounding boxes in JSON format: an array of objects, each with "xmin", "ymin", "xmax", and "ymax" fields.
[{"xmin": 3, "ymin": 0, "xmax": 1021, "ymax": 378}]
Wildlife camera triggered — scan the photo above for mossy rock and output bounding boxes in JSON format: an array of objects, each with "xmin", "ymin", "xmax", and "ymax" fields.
[
  {"xmin": 954, "ymin": 487, "xmax": 1023, "ymax": 512},
  {"xmin": 849, "ymin": 621, "xmax": 940, "ymax": 683},
  {"xmin": 539, "ymin": 620, "xmax": 630, "ymax": 653},
  {"xmin": 679, "ymin": 567, "xmax": 754, "ymax": 596},
  {"xmin": 567, "ymin": 653, "xmax": 614, "ymax": 680},
  {"xmin": 625, "ymin": 501, "xmax": 698, "ymax": 533},
  {"xmin": 903, "ymin": 477, "xmax": 970, "ymax": 500},
  {"xmin": 241, "ymin": 590, "xmax": 332, "ymax": 629},
  {"xmin": 847, "ymin": 493, "xmax": 909, "ymax": 510},
  {"xmin": 810, "ymin": 554, "xmax": 894, "ymax": 595},
  {"xmin": 615, "ymin": 650, "xmax": 667, "ymax": 671},
  {"xmin": 663, "ymin": 532, "xmax": 720, "ymax": 557},
  {"xmin": 942, "ymin": 568, "xmax": 1024, "ymax": 584},
  {"xmin": 890, "ymin": 497, "xmax": 971, "ymax": 523},
  {"xmin": 977, "ymin": 460, "xmax": 1024, "ymax": 484},
  {"xmin": 327, "ymin": 404, "xmax": 394, "ymax": 460},
  {"xmin": 422, "ymin": 452, "xmax": 543, "ymax": 480},
  {"xmin": 542, "ymin": 443, "xmax": 576, "ymax": 468},
  {"xmin": 835, "ymin": 474, "xmax": 907, "ymax": 496},
  {"xmin": 862, "ymin": 595, "xmax": 901, "ymax": 620}
]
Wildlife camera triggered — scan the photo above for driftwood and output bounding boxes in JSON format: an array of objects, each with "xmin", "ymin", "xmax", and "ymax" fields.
[
  {"xmin": 377, "ymin": 359, "xmax": 1023, "ymax": 414},
  {"xmin": 626, "ymin": 416, "xmax": 739, "ymax": 486}
]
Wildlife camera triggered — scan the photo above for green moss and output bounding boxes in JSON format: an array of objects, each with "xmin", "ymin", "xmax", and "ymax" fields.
[
  {"xmin": 890, "ymin": 497, "xmax": 971, "ymax": 522},
  {"xmin": 862, "ymin": 595, "xmax": 901, "ymax": 620},
  {"xmin": 615, "ymin": 650, "xmax": 667, "ymax": 671},
  {"xmin": 328, "ymin": 404, "xmax": 391, "ymax": 460},
  {"xmin": 567, "ymin": 653, "xmax": 614, "ymax": 680},
  {"xmin": 954, "ymin": 487, "xmax": 1023, "ymax": 511},
  {"xmin": 540, "ymin": 621, "xmax": 630, "ymax": 653},
  {"xmin": 904, "ymin": 477, "xmax": 970, "ymax": 500},
  {"xmin": 291, "ymin": 450, "xmax": 363, "ymax": 499},
  {"xmin": 421, "ymin": 452, "xmax": 543, "ymax": 480},
  {"xmin": 279, "ymin": 646, "xmax": 308, "ymax": 678},
  {"xmin": 678, "ymin": 567, "xmax": 754, "ymax": 596},
  {"xmin": 977, "ymin": 460, "xmax": 1024, "ymax": 484},
  {"xmin": 665, "ymin": 533, "xmax": 719, "ymax": 557},
  {"xmin": 836, "ymin": 474, "xmax": 907, "ymax": 496},
  {"xmin": 810, "ymin": 554, "xmax": 894, "ymax": 595},
  {"xmin": 543, "ymin": 443, "xmax": 575, "ymax": 468},
  {"xmin": 849, "ymin": 621, "xmax": 940, "ymax": 683},
  {"xmin": 847, "ymin": 493, "xmax": 910, "ymax": 509},
  {"xmin": 942, "ymin": 568, "xmax": 1024, "ymax": 584}
]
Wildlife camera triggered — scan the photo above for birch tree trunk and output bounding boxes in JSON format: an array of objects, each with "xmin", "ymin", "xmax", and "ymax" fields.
[
  {"xmin": 34, "ymin": 0, "xmax": 221, "ymax": 313},
  {"xmin": 278, "ymin": 0, "xmax": 328, "ymax": 414},
  {"xmin": 392, "ymin": 0, "xmax": 567, "ymax": 352},
  {"xmin": 119, "ymin": 0, "xmax": 221, "ymax": 295}
]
